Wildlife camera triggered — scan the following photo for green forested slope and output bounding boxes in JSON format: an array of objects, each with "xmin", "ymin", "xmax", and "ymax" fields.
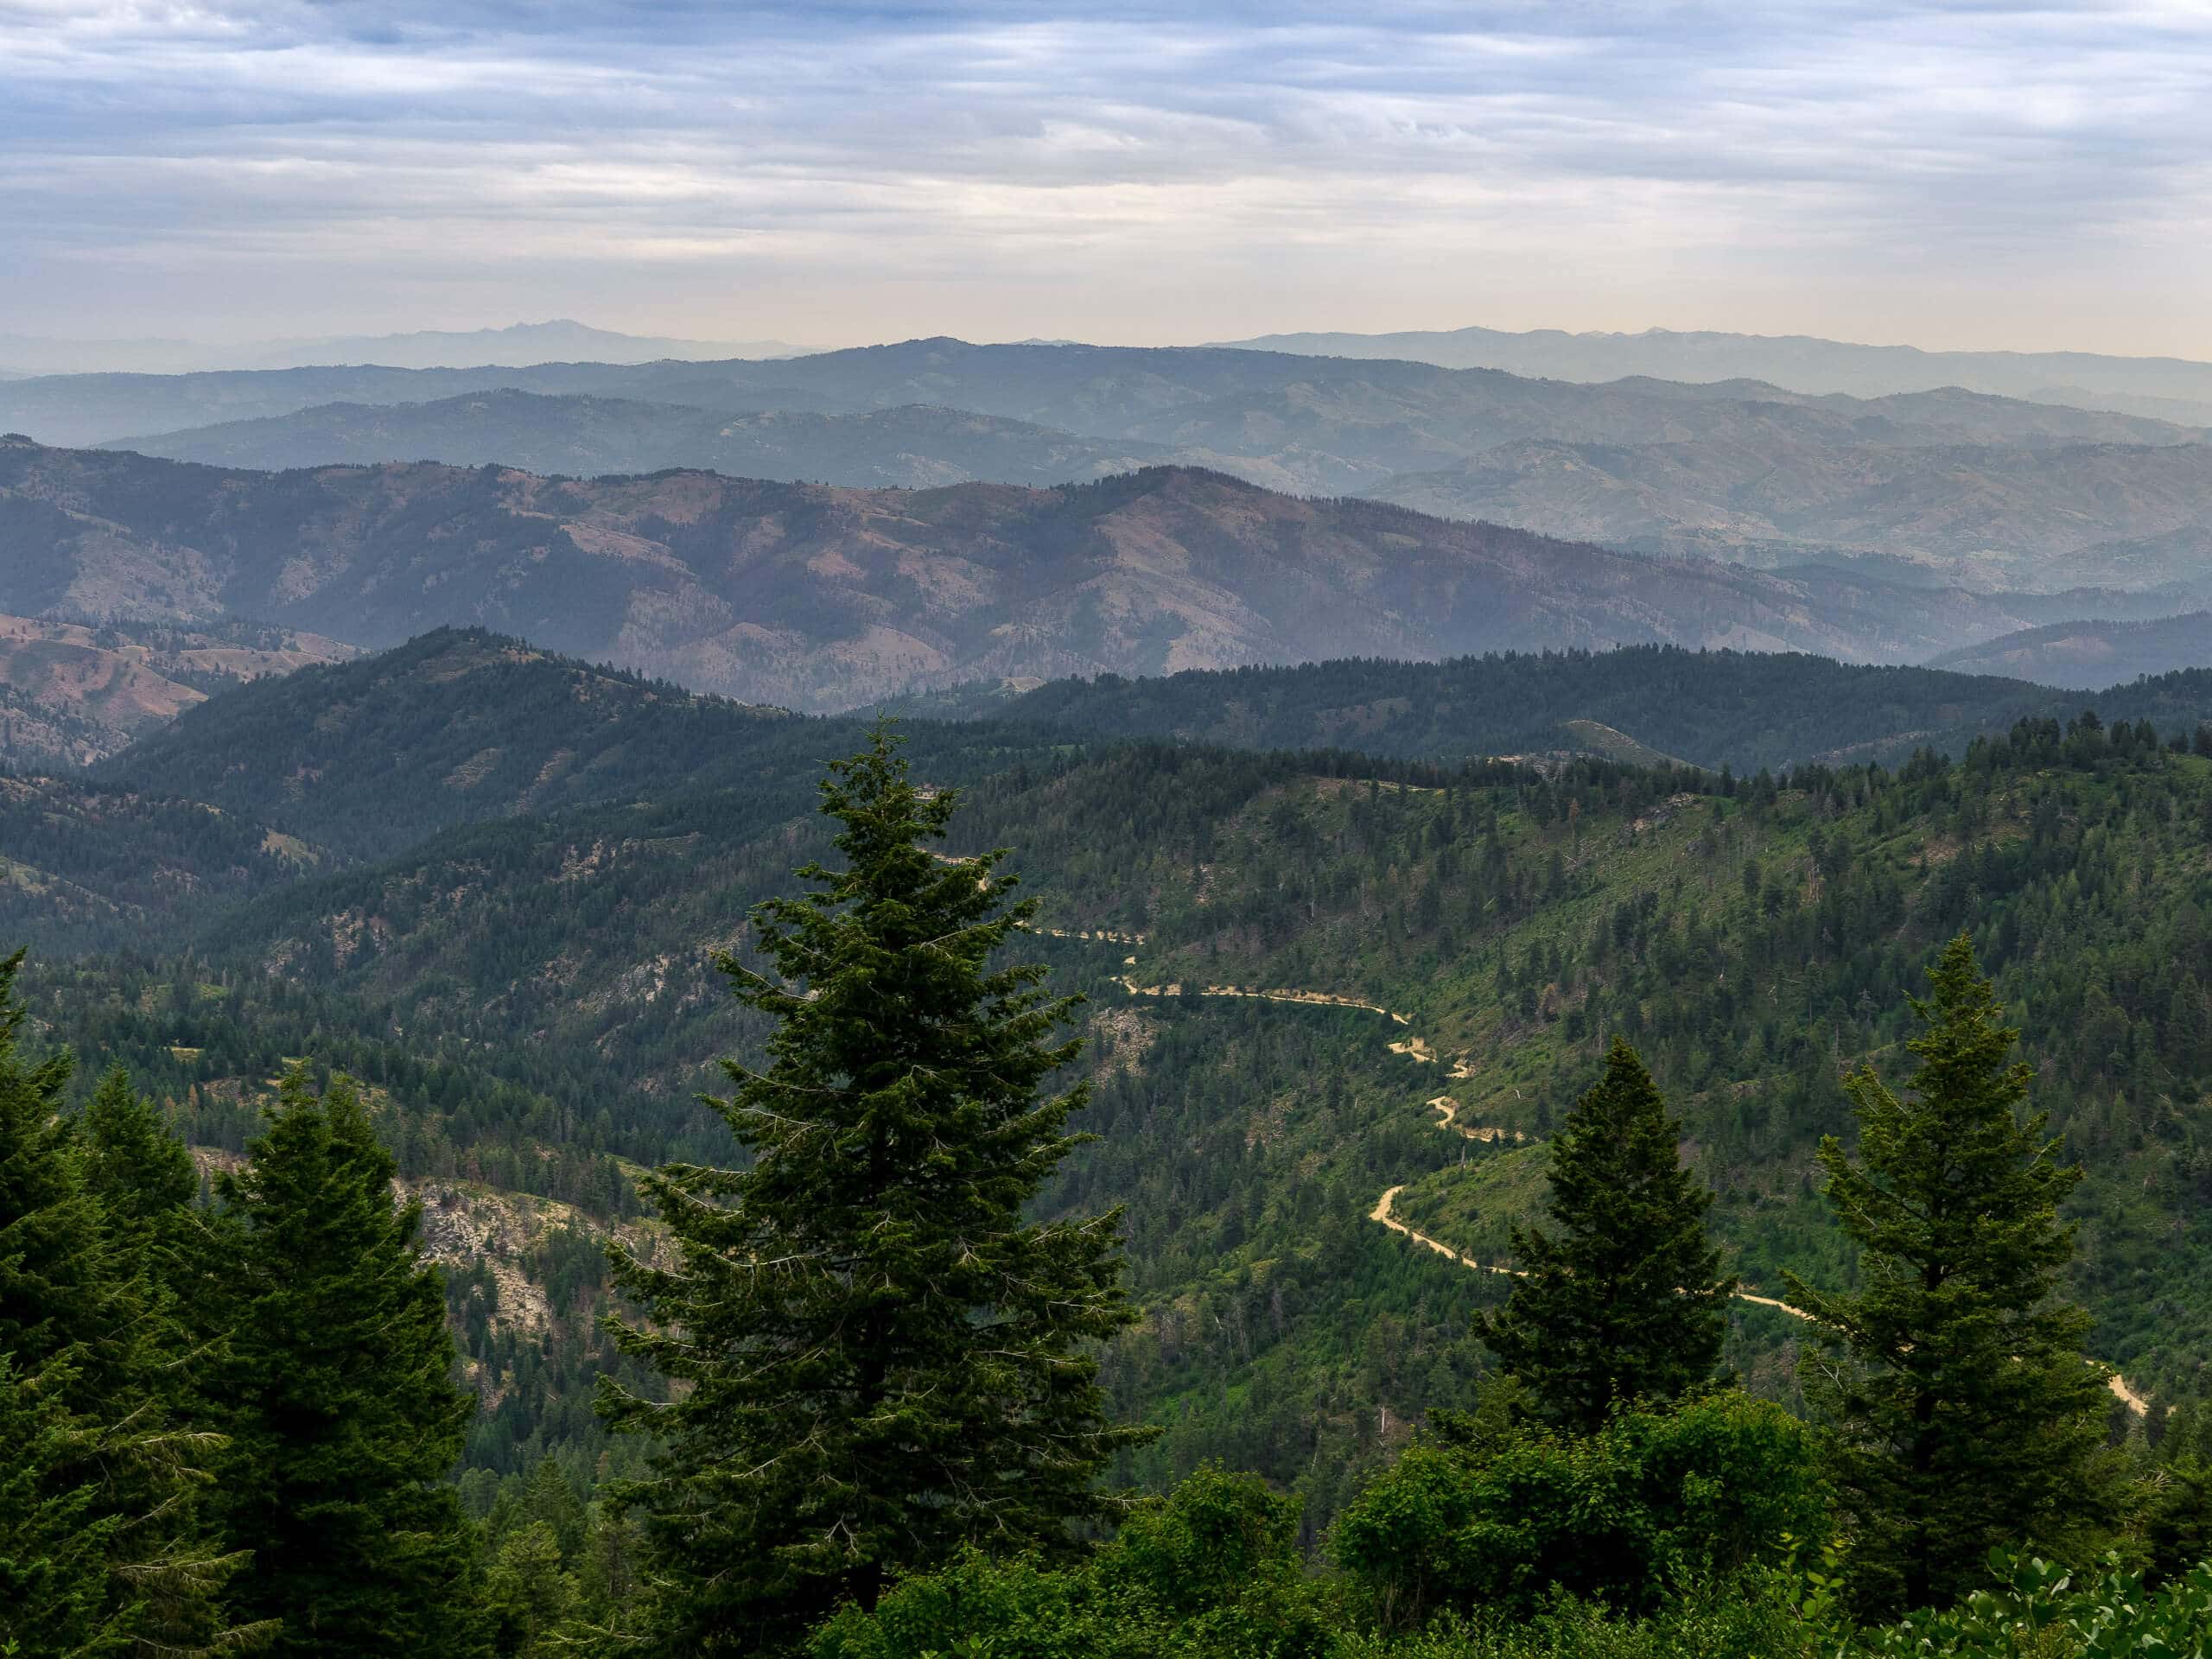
[
  {"xmin": 931, "ymin": 645, "xmax": 2212, "ymax": 771},
  {"xmin": 92, "ymin": 628, "xmax": 798, "ymax": 859},
  {"xmin": 10, "ymin": 637, "xmax": 2212, "ymax": 1539}
]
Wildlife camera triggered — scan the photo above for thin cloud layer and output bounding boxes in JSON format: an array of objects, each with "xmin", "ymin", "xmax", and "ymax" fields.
[{"xmin": 3, "ymin": 1, "xmax": 2209, "ymax": 352}]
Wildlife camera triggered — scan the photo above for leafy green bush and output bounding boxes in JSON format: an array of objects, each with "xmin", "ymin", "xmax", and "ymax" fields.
[
  {"xmin": 1849, "ymin": 1551, "xmax": 2212, "ymax": 1658},
  {"xmin": 1337, "ymin": 1587, "xmax": 1806, "ymax": 1658},
  {"xmin": 1333, "ymin": 1389, "xmax": 1826, "ymax": 1628},
  {"xmin": 808, "ymin": 1465, "xmax": 1338, "ymax": 1659}
]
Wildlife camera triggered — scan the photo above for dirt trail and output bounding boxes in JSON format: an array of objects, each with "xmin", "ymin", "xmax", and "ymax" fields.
[
  {"xmin": 1370, "ymin": 1184, "xmax": 1522, "ymax": 1280},
  {"xmin": 1427, "ymin": 1096, "xmax": 1526, "ymax": 1143},
  {"xmin": 1034, "ymin": 925, "xmax": 1147, "ymax": 945},
  {"xmin": 1113, "ymin": 976, "xmax": 1408, "ymax": 1021},
  {"xmin": 1097, "ymin": 938, "xmax": 2145, "ymax": 1416}
]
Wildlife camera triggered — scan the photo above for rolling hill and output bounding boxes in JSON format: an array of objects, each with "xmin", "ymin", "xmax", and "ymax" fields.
[
  {"xmin": 105, "ymin": 391, "xmax": 1175, "ymax": 486},
  {"xmin": 1212, "ymin": 321, "xmax": 2212, "ymax": 424},
  {"xmin": 11, "ymin": 436, "xmax": 2202, "ymax": 710},
  {"xmin": 29, "ymin": 339, "xmax": 2209, "ymax": 586},
  {"xmin": 0, "ymin": 614, "xmax": 357, "ymax": 766},
  {"xmin": 911, "ymin": 646, "xmax": 2212, "ymax": 772},
  {"xmin": 1365, "ymin": 436, "xmax": 2212, "ymax": 582},
  {"xmin": 1926, "ymin": 613, "xmax": 2212, "ymax": 687}
]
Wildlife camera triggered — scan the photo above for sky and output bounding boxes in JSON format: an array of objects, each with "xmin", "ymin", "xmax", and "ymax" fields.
[{"xmin": 3, "ymin": 1, "xmax": 2210, "ymax": 357}]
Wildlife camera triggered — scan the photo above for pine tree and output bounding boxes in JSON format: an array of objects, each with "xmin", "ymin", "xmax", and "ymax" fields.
[
  {"xmin": 601, "ymin": 725, "xmax": 1149, "ymax": 1655},
  {"xmin": 79, "ymin": 1066, "xmax": 197, "ymax": 1258},
  {"xmin": 1478, "ymin": 1037, "xmax": 1733, "ymax": 1433},
  {"xmin": 0, "ymin": 1351, "xmax": 126, "ymax": 1658},
  {"xmin": 1784, "ymin": 933, "xmax": 2109, "ymax": 1617},
  {"xmin": 483, "ymin": 1522, "xmax": 576, "ymax": 1658},
  {"xmin": 212, "ymin": 1069, "xmax": 481, "ymax": 1658},
  {"xmin": 0, "ymin": 957, "xmax": 258, "ymax": 1657},
  {"xmin": 0, "ymin": 952, "xmax": 105, "ymax": 1382}
]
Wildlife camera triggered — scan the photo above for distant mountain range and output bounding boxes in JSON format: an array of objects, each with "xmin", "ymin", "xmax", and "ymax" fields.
[
  {"xmin": 1212, "ymin": 323, "xmax": 2212, "ymax": 426},
  {"xmin": 1925, "ymin": 613, "xmax": 2212, "ymax": 688},
  {"xmin": 4, "ymin": 435, "xmax": 2204, "ymax": 713},
  {"xmin": 0, "ymin": 319, "xmax": 804, "ymax": 377},
  {"xmin": 9, "ymin": 337, "xmax": 2205, "ymax": 591},
  {"xmin": 1364, "ymin": 438, "xmax": 2212, "ymax": 585},
  {"xmin": 104, "ymin": 391, "xmax": 1173, "ymax": 486},
  {"xmin": 11, "ymin": 338, "xmax": 2192, "ymax": 455}
]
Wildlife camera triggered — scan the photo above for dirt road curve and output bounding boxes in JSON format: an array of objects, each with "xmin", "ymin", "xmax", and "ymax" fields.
[{"xmin": 1100, "ymin": 938, "xmax": 2146, "ymax": 1416}]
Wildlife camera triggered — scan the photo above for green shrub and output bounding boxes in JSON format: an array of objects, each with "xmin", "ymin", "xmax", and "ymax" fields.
[
  {"xmin": 1848, "ymin": 1550, "xmax": 2212, "ymax": 1658},
  {"xmin": 1339, "ymin": 1582, "xmax": 1806, "ymax": 1657},
  {"xmin": 1334, "ymin": 1389, "xmax": 1825, "ymax": 1628},
  {"xmin": 809, "ymin": 1465, "xmax": 1338, "ymax": 1659}
]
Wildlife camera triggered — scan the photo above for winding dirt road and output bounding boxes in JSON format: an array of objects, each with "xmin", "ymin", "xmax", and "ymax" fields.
[{"xmin": 1092, "ymin": 935, "xmax": 2144, "ymax": 1414}]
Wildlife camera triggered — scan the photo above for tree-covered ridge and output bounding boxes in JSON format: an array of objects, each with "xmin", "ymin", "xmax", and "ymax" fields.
[
  {"xmin": 937, "ymin": 715, "xmax": 2212, "ymax": 1391},
  {"xmin": 14, "ymin": 716, "xmax": 2212, "ymax": 1656},
  {"xmin": 931, "ymin": 644, "xmax": 2212, "ymax": 772},
  {"xmin": 92, "ymin": 627, "xmax": 795, "ymax": 861},
  {"xmin": 16, "ymin": 726, "xmax": 2206, "ymax": 1535},
  {"xmin": 6, "ymin": 630, "xmax": 2212, "ymax": 1567},
  {"xmin": 17, "ymin": 706, "xmax": 2212, "ymax": 1470}
]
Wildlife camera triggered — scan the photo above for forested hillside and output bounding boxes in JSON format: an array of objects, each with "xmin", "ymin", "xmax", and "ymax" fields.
[
  {"xmin": 1929, "ymin": 610, "xmax": 2212, "ymax": 686},
  {"xmin": 7, "ymin": 632, "xmax": 2212, "ymax": 1537},
  {"xmin": 933, "ymin": 645, "xmax": 2212, "ymax": 771},
  {"xmin": 9, "ymin": 623, "xmax": 2212, "ymax": 1659}
]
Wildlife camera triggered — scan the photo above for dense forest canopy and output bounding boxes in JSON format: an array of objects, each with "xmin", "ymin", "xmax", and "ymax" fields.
[
  {"xmin": 7, "ymin": 628, "xmax": 2212, "ymax": 1655},
  {"xmin": 907, "ymin": 643, "xmax": 2212, "ymax": 772}
]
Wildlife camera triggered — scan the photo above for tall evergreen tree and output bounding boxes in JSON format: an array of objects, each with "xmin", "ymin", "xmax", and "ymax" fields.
[
  {"xmin": 212, "ymin": 1069, "xmax": 481, "ymax": 1658},
  {"xmin": 79, "ymin": 1066, "xmax": 198, "ymax": 1258},
  {"xmin": 1784, "ymin": 933, "xmax": 2109, "ymax": 1617},
  {"xmin": 0, "ymin": 956, "xmax": 258, "ymax": 1657},
  {"xmin": 1478, "ymin": 1037, "xmax": 1733, "ymax": 1433},
  {"xmin": 601, "ymin": 725, "xmax": 1148, "ymax": 1655},
  {"xmin": 0, "ymin": 1351, "xmax": 127, "ymax": 1658},
  {"xmin": 0, "ymin": 953, "xmax": 105, "ymax": 1384}
]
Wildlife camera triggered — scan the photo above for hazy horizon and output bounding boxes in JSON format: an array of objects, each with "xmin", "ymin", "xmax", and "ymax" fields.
[
  {"xmin": 6, "ymin": 3, "xmax": 2209, "ymax": 361},
  {"xmin": 12, "ymin": 315, "xmax": 2212, "ymax": 370}
]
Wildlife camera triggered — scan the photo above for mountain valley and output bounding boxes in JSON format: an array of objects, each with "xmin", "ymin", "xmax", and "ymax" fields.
[{"xmin": 8, "ymin": 626, "xmax": 2212, "ymax": 1541}]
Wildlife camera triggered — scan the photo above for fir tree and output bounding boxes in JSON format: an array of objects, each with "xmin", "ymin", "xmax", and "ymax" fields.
[
  {"xmin": 1784, "ymin": 933, "xmax": 2109, "ymax": 1617},
  {"xmin": 601, "ymin": 725, "xmax": 1148, "ymax": 1655},
  {"xmin": 483, "ymin": 1522, "xmax": 576, "ymax": 1658},
  {"xmin": 0, "ymin": 1351, "xmax": 127, "ymax": 1658},
  {"xmin": 1478, "ymin": 1037, "xmax": 1733, "ymax": 1433},
  {"xmin": 212, "ymin": 1069, "xmax": 481, "ymax": 1658},
  {"xmin": 79, "ymin": 1066, "xmax": 198, "ymax": 1259},
  {"xmin": 0, "ymin": 952, "xmax": 104, "ymax": 1382},
  {"xmin": 0, "ymin": 956, "xmax": 258, "ymax": 1657}
]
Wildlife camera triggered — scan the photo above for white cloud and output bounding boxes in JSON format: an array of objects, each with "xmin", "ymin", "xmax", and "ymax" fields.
[{"xmin": 1, "ymin": 1, "xmax": 2208, "ymax": 352}]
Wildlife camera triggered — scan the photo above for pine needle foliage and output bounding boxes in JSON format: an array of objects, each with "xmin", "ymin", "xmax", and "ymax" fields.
[
  {"xmin": 0, "ymin": 954, "xmax": 264, "ymax": 1658},
  {"xmin": 1785, "ymin": 932, "xmax": 2110, "ymax": 1618},
  {"xmin": 211, "ymin": 1068, "xmax": 480, "ymax": 1658},
  {"xmin": 601, "ymin": 724, "xmax": 1150, "ymax": 1656},
  {"xmin": 1478, "ymin": 1038, "xmax": 1734, "ymax": 1433}
]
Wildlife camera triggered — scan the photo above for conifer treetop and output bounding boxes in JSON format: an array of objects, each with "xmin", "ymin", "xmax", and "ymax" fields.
[
  {"xmin": 601, "ymin": 723, "xmax": 1147, "ymax": 1655},
  {"xmin": 1783, "ymin": 931, "xmax": 2108, "ymax": 1618},
  {"xmin": 1478, "ymin": 1037, "xmax": 1733, "ymax": 1433}
]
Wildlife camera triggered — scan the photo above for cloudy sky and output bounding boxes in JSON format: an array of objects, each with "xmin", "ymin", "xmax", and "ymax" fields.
[{"xmin": 3, "ymin": 1, "xmax": 2209, "ymax": 355}]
